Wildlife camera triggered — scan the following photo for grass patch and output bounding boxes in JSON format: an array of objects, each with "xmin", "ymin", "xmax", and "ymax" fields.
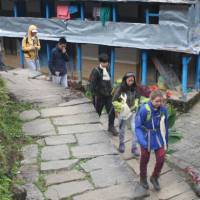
[
  {"xmin": 0, "ymin": 78, "xmax": 33, "ymax": 199},
  {"xmin": 35, "ymin": 174, "xmax": 46, "ymax": 193}
]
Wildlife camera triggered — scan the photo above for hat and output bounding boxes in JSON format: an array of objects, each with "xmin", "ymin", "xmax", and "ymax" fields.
[{"xmin": 32, "ymin": 29, "xmax": 38, "ymax": 33}]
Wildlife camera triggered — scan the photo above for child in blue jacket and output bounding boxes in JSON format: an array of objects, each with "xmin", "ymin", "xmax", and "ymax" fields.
[{"xmin": 135, "ymin": 90, "xmax": 168, "ymax": 191}]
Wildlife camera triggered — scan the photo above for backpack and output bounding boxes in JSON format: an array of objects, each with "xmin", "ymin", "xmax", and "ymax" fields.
[
  {"xmin": 87, "ymin": 67, "xmax": 101, "ymax": 97},
  {"xmin": 136, "ymin": 102, "xmax": 165, "ymax": 124}
]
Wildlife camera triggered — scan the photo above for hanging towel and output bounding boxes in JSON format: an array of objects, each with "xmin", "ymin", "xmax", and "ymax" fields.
[
  {"xmin": 57, "ymin": 5, "xmax": 70, "ymax": 20},
  {"xmin": 69, "ymin": 5, "xmax": 78, "ymax": 14},
  {"xmin": 93, "ymin": 7, "xmax": 101, "ymax": 19},
  {"xmin": 100, "ymin": 7, "xmax": 110, "ymax": 26}
]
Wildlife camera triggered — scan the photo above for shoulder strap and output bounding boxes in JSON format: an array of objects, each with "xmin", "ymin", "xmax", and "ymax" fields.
[
  {"xmin": 145, "ymin": 104, "xmax": 151, "ymax": 121},
  {"xmin": 94, "ymin": 67, "xmax": 101, "ymax": 76}
]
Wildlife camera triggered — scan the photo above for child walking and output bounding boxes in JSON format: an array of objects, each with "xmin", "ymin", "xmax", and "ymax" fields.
[
  {"xmin": 113, "ymin": 72, "xmax": 140, "ymax": 157},
  {"xmin": 89, "ymin": 53, "xmax": 118, "ymax": 136},
  {"xmin": 135, "ymin": 90, "xmax": 168, "ymax": 191}
]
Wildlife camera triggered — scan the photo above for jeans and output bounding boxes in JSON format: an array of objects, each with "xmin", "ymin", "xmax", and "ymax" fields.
[
  {"xmin": 26, "ymin": 59, "xmax": 41, "ymax": 78},
  {"xmin": 119, "ymin": 113, "xmax": 137, "ymax": 148},
  {"xmin": 52, "ymin": 74, "xmax": 68, "ymax": 88},
  {"xmin": 140, "ymin": 147, "xmax": 165, "ymax": 178}
]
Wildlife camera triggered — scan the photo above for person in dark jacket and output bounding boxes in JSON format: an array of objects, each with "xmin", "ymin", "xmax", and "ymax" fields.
[
  {"xmin": 49, "ymin": 37, "xmax": 69, "ymax": 88},
  {"xmin": 89, "ymin": 53, "xmax": 118, "ymax": 136},
  {"xmin": 135, "ymin": 90, "xmax": 168, "ymax": 191},
  {"xmin": 113, "ymin": 72, "xmax": 140, "ymax": 156}
]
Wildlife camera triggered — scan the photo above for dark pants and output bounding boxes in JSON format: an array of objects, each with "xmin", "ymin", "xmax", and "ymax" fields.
[
  {"xmin": 93, "ymin": 95, "xmax": 115, "ymax": 127},
  {"xmin": 140, "ymin": 147, "xmax": 165, "ymax": 178}
]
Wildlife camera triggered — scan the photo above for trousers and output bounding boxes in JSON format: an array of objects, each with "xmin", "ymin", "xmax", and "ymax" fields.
[{"xmin": 140, "ymin": 147, "xmax": 165, "ymax": 178}]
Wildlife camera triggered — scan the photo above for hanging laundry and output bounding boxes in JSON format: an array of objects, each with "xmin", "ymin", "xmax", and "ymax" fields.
[
  {"xmin": 100, "ymin": 7, "xmax": 111, "ymax": 26},
  {"xmin": 69, "ymin": 5, "xmax": 78, "ymax": 14},
  {"xmin": 93, "ymin": 7, "xmax": 101, "ymax": 20},
  {"xmin": 57, "ymin": 5, "xmax": 70, "ymax": 20}
]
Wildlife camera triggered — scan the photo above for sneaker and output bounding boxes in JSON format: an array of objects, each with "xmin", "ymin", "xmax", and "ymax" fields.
[
  {"xmin": 119, "ymin": 143, "xmax": 125, "ymax": 153},
  {"xmin": 131, "ymin": 147, "xmax": 140, "ymax": 157},
  {"xmin": 140, "ymin": 177, "xmax": 149, "ymax": 190},
  {"xmin": 150, "ymin": 176, "xmax": 161, "ymax": 191},
  {"xmin": 108, "ymin": 126, "xmax": 118, "ymax": 136}
]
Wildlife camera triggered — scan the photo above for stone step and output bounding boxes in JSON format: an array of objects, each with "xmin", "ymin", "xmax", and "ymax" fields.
[
  {"xmin": 45, "ymin": 180, "xmax": 93, "ymax": 200},
  {"xmin": 41, "ymin": 159, "xmax": 79, "ymax": 172}
]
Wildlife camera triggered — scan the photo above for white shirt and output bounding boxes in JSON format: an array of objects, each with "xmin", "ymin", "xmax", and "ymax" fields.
[{"xmin": 99, "ymin": 64, "xmax": 110, "ymax": 81}]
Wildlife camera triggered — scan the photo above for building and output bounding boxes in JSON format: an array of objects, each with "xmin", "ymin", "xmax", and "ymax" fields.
[{"xmin": 0, "ymin": 0, "xmax": 200, "ymax": 102}]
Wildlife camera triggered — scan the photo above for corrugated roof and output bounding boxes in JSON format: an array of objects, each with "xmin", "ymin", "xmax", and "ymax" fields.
[{"xmin": 77, "ymin": 0, "xmax": 197, "ymax": 4}]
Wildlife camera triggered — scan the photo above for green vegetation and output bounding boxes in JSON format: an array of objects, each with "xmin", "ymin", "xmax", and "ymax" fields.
[
  {"xmin": 0, "ymin": 78, "xmax": 32, "ymax": 200},
  {"xmin": 35, "ymin": 174, "xmax": 46, "ymax": 193}
]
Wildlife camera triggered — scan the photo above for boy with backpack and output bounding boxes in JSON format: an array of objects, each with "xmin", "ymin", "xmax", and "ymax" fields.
[
  {"xmin": 135, "ymin": 90, "xmax": 168, "ymax": 191},
  {"xmin": 89, "ymin": 53, "xmax": 118, "ymax": 136},
  {"xmin": 112, "ymin": 72, "xmax": 140, "ymax": 157},
  {"xmin": 22, "ymin": 25, "xmax": 41, "ymax": 78}
]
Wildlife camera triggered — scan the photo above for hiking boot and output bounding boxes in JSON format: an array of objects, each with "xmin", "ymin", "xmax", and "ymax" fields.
[
  {"xmin": 131, "ymin": 147, "xmax": 140, "ymax": 158},
  {"xmin": 150, "ymin": 176, "xmax": 161, "ymax": 191},
  {"xmin": 140, "ymin": 177, "xmax": 149, "ymax": 190},
  {"xmin": 119, "ymin": 142, "xmax": 125, "ymax": 153},
  {"xmin": 108, "ymin": 126, "xmax": 118, "ymax": 136}
]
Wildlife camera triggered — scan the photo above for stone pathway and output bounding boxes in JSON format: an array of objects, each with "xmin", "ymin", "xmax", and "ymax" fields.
[
  {"xmin": 0, "ymin": 69, "xmax": 198, "ymax": 200},
  {"xmin": 100, "ymin": 115, "xmax": 199, "ymax": 200},
  {"xmin": 19, "ymin": 100, "xmax": 148, "ymax": 200},
  {"xmin": 0, "ymin": 69, "xmax": 83, "ymax": 107}
]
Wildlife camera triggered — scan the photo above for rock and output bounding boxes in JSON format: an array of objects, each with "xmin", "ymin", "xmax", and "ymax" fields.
[
  {"xmin": 23, "ymin": 119, "xmax": 56, "ymax": 137},
  {"xmin": 41, "ymin": 104, "xmax": 95, "ymax": 118},
  {"xmin": 81, "ymin": 155, "xmax": 123, "ymax": 172},
  {"xmin": 169, "ymin": 190, "xmax": 198, "ymax": 200},
  {"xmin": 19, "ymin": 165, "xmax": 39, "ymax": 183},
  {"xmin": 45, "ymin": 180, "xmax": 93, "ymax": 199},
  {"xmin": 90, "ymin": 167, "xmax": 133, "ymax": 188},
  {"xmin": 58, "ymin": 98, "xmax": 91, "ymax": 107},
  {"xmin": 41, "ymin": 145, "xmax": 70, "ymax": 161},
  {"xmin": 24, "ymin": 183, "xmax": 44, "ymax": 200},
  {"xmin": 52, "ymin": 112, "xmax": 99, "ymax": 126},
  {"xmin": 41, "ymin": 159, "xmax": 79, "ymax": 172},
  {"xmin": 44, "ymin": 187, "xmax": 59, "ymax": 200},
  {"xmin": 21, "ymin": 144, "xmax": 38, "ymax": 165},
  {"xmin": 73, "ymin": 183, "xmax": 149, "ymax": 200},
  {"xmin": 45, "ymin": 135, "xmax": 76, "ymax": 146},
  {"xmin": 12, "ymin": 184, "xmax": 27, "ymax": 200},
  {"xmin": 45, "ymin": 170, "xmax": 85, "ymax": 186},
  {"xmin": 72, "ymin": 143, "xmax": 118, "ymax": 159},
  {"xmin": 76, "ymin": 131, "xmax": 108, "ymax": 145},
  {"xmin": 19, "ymin": 110, "xmax": 40, "ymax": 121},
  {"xmin": 157, "ymin": 181, "xmax": 190, "ymax": 199},
  {"xmin": 58, "ymin": 124, "xmax": 104, "ymax": 135}
]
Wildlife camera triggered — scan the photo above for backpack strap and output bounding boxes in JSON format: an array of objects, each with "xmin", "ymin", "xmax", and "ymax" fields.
[
  {"xmin": 26, "ymin": 37, "xmax": 28, "ymax": 44},
  {"xmin": 145, "ymin": 104, "xmax": 151, "ymax": 121}
]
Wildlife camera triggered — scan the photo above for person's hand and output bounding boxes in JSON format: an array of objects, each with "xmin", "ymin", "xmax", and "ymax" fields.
[
  {"xmin": 62, "ymin": 47, "xmax": 66, "ymax": 54},
  {"xmin": 55, "ymin": 71, "xmax": 60, "ymax": 76}
]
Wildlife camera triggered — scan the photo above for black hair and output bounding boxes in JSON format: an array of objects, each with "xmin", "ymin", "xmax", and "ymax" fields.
[
  {"xmin": 99, "ymin": 53, "xmax": 109, "ymax": 63},
  {"xmin": 58, "ymin": 37, "xmax": 67, "ymax": 45},
  {"xmin": 121, "ymin": 72, "xmax": 137, "ymax": 92}
]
